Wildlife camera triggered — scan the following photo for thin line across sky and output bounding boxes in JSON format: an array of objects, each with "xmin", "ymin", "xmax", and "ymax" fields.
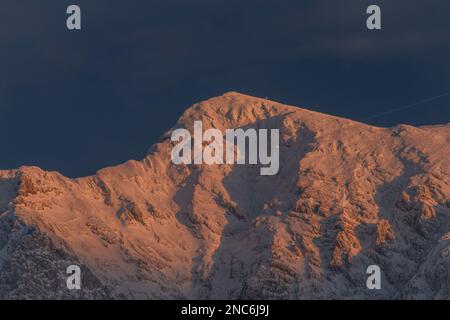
[{"xmin": 362, "ymin": 90, "xmax": 450, "ymax": 122}]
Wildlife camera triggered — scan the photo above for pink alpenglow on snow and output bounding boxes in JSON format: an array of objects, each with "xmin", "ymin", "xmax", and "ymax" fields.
[{"xmin": 0, "ymin": 92, "xmax": 449, "ymax": 299}]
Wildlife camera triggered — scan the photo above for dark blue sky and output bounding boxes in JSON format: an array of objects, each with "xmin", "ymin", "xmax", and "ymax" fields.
[{"xmin": 1, "ymin": 0, "xmax": 449, "ymax": 177}]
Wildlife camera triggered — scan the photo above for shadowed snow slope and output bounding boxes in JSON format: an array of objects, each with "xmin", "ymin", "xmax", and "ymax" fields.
[{"xmin": 1, "ymin": 92, "xmax": 449, "ymax": 299}]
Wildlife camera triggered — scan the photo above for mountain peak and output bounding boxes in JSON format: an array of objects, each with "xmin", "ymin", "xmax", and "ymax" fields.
[
  {"xmin": 1, "ymin": 94, "xmax": 450, "ymax": 299},
  {"xmin": 175, "ymin": 92, "xmax": 357, "ymax": 136}
]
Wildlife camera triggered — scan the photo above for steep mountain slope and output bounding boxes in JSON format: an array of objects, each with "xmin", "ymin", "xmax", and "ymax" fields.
[{"xmin": 1, "ymin": 92, "xmax": 449, "ymax": 299}]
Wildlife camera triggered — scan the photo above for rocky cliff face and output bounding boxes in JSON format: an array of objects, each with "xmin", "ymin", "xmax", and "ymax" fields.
[{"xmin": 1, "ymin": 92, "xmax": 449, "ymax": 299}]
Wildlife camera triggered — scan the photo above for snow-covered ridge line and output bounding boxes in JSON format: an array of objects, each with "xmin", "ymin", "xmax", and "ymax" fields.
[{"xmin": 0, "ymin": 92, "xmax": 449, "ymax": 299}]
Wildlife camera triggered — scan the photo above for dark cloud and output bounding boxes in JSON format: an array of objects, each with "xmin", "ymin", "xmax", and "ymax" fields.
[{"xmin": 1, "ymin": 0, "xmax": 449, "ymax": 177}]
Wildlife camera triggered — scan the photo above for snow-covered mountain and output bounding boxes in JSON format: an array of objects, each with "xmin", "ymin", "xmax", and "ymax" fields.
[{"xmin": 1, "ymin": 92, "xmax": 449, "ymax": 299}]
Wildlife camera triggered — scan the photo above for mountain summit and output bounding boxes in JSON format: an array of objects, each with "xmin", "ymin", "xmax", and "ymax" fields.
[{"xmin": 1, "ymin": 92, "xmax": 449, "ymax": 299}]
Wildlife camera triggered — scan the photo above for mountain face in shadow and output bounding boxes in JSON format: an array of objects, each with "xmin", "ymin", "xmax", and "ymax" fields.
[{"xmin": 1, "ymin": 92, "xmax": 449, "ymax": 299}]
